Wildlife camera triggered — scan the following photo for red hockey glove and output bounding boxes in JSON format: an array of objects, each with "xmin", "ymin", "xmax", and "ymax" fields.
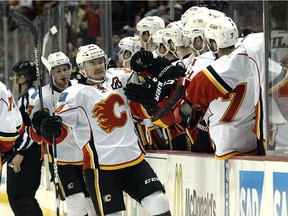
[{"xmin": 173, "ymin": 100, "xmax": 204, "ymax": 132}]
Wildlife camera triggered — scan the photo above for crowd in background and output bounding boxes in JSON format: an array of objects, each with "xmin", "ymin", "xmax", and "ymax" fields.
[{"xmin": 0, "ymin": 0, "xmax": 272, "ymax": 78}]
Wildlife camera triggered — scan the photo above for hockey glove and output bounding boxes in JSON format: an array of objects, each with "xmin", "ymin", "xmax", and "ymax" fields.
[
  {"xmin": 20, "ymin": 111, "xmax": 31, "ymax": 126},
  {"xmin": 124, "ymin": 77, "xmax": 176, "ymax": 115},
  {"xmin": 131, "ymin": 50, "xmax": 186, "ymax": 82},
  {"xmin": 32, "ymin": 109, "xmax": 51, "ymax": 135},
  {"xmin": 155, "ymin": 60, "xmax": 186, "ymax": 82},
  {"xmin": 173, "ymin": 100, "xmax": 204, "ymax": 132},
  {"xmin": 41, "ymin": 116, "xmax": 62, "ymax": 140},
  {"xmin": 130, "ymin": 50, "xmax": 154, "ymax": 73}
]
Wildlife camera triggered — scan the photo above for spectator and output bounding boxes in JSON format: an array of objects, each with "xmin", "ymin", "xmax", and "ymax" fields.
[{"xmin": 82, "ymin": 3, "xmax": 100, "ymax": 44}]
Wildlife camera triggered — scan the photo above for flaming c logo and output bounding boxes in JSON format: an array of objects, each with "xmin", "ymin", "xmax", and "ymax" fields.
[{"xmin": 92, "ymin": 94, "xmax": 127, "ymax": 133}]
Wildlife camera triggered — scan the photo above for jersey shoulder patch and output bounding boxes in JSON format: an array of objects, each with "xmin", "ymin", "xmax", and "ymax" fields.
[{"xmin": 59, "ymin": 92, "xmax": 68, "ymax": 102}]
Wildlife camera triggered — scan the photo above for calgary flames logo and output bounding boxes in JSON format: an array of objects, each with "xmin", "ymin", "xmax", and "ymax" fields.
[{"xmin": 92, "ymin": 94, "xmax": 127, "ymax": 133}]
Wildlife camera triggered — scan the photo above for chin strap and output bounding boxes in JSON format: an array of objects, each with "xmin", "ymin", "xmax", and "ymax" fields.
[{"xmin": 79, "ymin": 69, "xmax": 106, "ymax": 84}]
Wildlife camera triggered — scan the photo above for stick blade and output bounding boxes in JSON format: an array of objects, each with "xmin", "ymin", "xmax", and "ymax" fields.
[{"xmin": 41, "ymin": 56, "xmax": 51, "ymax": 74}]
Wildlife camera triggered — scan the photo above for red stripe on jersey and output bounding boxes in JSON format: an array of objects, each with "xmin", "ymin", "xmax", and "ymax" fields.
[{"xmin": 186, "ymin": 71, "xmax": 226, "ymax": 107}]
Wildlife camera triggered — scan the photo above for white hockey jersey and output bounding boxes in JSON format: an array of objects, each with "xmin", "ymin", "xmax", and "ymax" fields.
[
  {"xmin": 186, "ymin": 45, "xmax": 261, "ymax": 159},
  {"xmin": 241, "ymin": 32, "xmax": 287, "ymax": 148},
  {"xmin": 0, "ymin": 81, "xmax": 23, "ymax": 147},
  {"xmin": 53, "ymin": 68, "xmax": 145, "ymax": 170},
  {"xmin": 30, "ymin": 81, "xmax": 83, "ymax": 163}
]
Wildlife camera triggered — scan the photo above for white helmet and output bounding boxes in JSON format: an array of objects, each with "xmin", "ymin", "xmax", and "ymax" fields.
[
  {"xmin": 76, "ymin": 44, "xmax": 105, "ymax": 68},
  {"xmin": 136, "ymin": 16, "xmax": 165, "ymax": 41},
  {"xmin": 152, "ymin": 29, "xmax": 169, "ymax": 57},
  {"xmin": 48, "ymin": 51, "xmax": 71, "ymax": 69},
  {"xmin": 162, "ymin": 26, "xmax": 185, "ymax": 47},
  {"xmin": 183, "ymin": 12, "xmax": 214, "ymax": 50},
  {"xmin": 118, "ymin": 36, "xmax": 142, "ymax": 56},
  {"xmin": 181, "ymin": 6, "xmax": 209, "ymax": 25},
  {"xmin": 152, "ymin": 29, "xmax": 165, "ymax": 45},
  {"xmin": 204, "ymin": 16, "xmax": 238, "ymax": 50},
  {"xmin": 161, "ymin": 27, "xmax": 186, "ymax": 59},
  {"xmin": 76, "ymin": 44, "xmax": 107, "ymax": 83},
  {"xmin": 118, "ymin": 36, "xmax": 142, "ymax": 66}
]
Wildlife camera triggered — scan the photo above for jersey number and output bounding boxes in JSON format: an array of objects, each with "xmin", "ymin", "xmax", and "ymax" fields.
[
  {"xmin": 8, "ymin": 96, "xmax": 13, "ymax": 111},
  {"xmin": 220, "ymin": 83, "xmax": 246, "ymax": 122}
]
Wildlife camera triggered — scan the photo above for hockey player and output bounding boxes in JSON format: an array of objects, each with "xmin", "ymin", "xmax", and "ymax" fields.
[
  {"xmin": 32, "ymin": 44, "xmax": 171, "ymax": 216},
  {"xmin": 182, "ymin": 12, "xmax": 217, "ymax": 153},
  {"xmin": 117, "ymin": 36, "xmax": 142, "ymax": 68},
  {"xmin": 117, "ymin": 36, "xmax": 169, "ymax": 150},
  {"xmin": 0, "ymin": 81, "xmax": 24, "ymax": 181},
  {"xmin": 125, "ymin": 16, "xmax": 263, "ymax": 159},
  {"xmin": 7, "ymin": 61, "xmax": 43, "ymax": 215},
  {"xmin": 152, "ymin": 21, "xmax": 192, "ymax": 150},
  {"xmin": 30, "ymin": 52, "xmax": 96, "ymax": 216}
]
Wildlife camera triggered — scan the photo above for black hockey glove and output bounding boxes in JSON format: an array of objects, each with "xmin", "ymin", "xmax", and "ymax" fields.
[
  {"xmin": 32, "ymin": 109, "xmax": 51, "ymax": 135},
  {"xmin": 130, "ymin": 50, "xmax": 154, "ymax": 73},
  {"xmin": 155, "ymin": 60, "xmax": 186, "ymax": 82},
  {"xmin": 131, "ymin": 50, "xmax": 186, "ymax": 82},
  {"xmin": 124, "ymin": 77, "xmax": 176, "ymax": 115},
  {"xmin": 20, "ymin": 111, "xmax": 31, "ymax": 126},
  {"xmin": 40, "ymin": 116, "xmax": 62, "ymax": 140}
]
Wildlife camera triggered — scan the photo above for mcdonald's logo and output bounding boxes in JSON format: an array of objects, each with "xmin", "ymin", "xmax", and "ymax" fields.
[{"xmin": 174, "ymin": 163, "xmax": 183, "ymax": 216}]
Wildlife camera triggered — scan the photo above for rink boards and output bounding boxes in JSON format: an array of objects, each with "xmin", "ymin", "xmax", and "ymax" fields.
[
  {"xmin": 1, "ymin": 151, "xmax": 288, "ymax": 216},
  {"xmin": 126, "ymin": 151, "xmax": 288, "ymax": 216}
]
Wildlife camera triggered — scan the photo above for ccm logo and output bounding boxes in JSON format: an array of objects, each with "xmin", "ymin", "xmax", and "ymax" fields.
[{"xmin": 145, "ymin": 177, "xmax": 159, "ymax": 184}]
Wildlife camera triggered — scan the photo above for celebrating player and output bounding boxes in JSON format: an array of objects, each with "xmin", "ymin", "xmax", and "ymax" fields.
[
  {"xmin": 125, "ymin": 16, "xmax": 263, "ymax": 159},
  {"xmin": 32, "ymin": 44, "xmax": 171, "ymax": 216},
  {"xmin": 30, "ymin": 52, "xmax": 96, "ymax": 216}
]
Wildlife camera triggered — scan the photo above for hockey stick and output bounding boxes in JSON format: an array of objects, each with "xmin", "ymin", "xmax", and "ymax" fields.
[
  {"xmin": 42, "ymin": 25, "xmax": 58, "ymax": 57},
  {"xmin": 9, "ymin": 11, "xmax": 43, "ymax": 110},
  {"xmin": 41, "ymin": 56, "xmax": 61, "ymax": 216},
  {"xmin": 41, "ymin": 25, "xmax": 58, "ymax": 192}
]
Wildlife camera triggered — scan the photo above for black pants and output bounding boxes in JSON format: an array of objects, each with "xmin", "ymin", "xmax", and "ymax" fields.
[{"xmin": 6, "ymin": 144, "xmax": 43, "ymax": 216}]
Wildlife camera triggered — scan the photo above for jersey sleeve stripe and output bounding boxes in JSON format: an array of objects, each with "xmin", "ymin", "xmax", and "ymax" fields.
[
  {"xmin": 269, "ymin": 67, "xmax": 288, "ymax": 93},
  {"xmin": 0, "ymin": 131, "xmax": 19, "ymax": 141},
  {"xmin": 203, "ymin": 66, "xmax": 233, "ymax": 94}
]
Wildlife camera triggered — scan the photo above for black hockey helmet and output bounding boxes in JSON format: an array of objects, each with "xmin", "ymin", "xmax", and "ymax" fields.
[{"xmin": 13, "ymin": 60, "xmax": 37, "ymax": 82}]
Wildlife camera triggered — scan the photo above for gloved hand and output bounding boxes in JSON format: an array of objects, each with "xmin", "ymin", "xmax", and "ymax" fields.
[
  {"xmin": 41, "ymin": 116, "xmax": 62, "ymax": 140},
  {"xmin": 155, "ymin": 60, "xmax": 186, "ymax": 82},
  {"xmin": 124, "ymin": 77, "xmax": 176, "ymax": 115},
  {"xmin": 130, "ymin": 50, "xmax": 154, "ymax": 73},
  {"xmin": 173, "ymin": 101, "xmax": 204, "ymax": 131},
  {"xmin": 20, "ymin": 111, "xmax": 31, "ymax": 126},
  {"xmin": 32, "ymin": 109, "xmax": 51, "ymax": 135},
  {"xmin": 131, "ymin": 50, "xmax": 186, "ymax": 82}
]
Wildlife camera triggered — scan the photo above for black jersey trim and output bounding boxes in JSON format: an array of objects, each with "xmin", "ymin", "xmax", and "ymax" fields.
[{"xmin": 206, "ymin": 65, "xmax": 232, "ymax": 92}]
